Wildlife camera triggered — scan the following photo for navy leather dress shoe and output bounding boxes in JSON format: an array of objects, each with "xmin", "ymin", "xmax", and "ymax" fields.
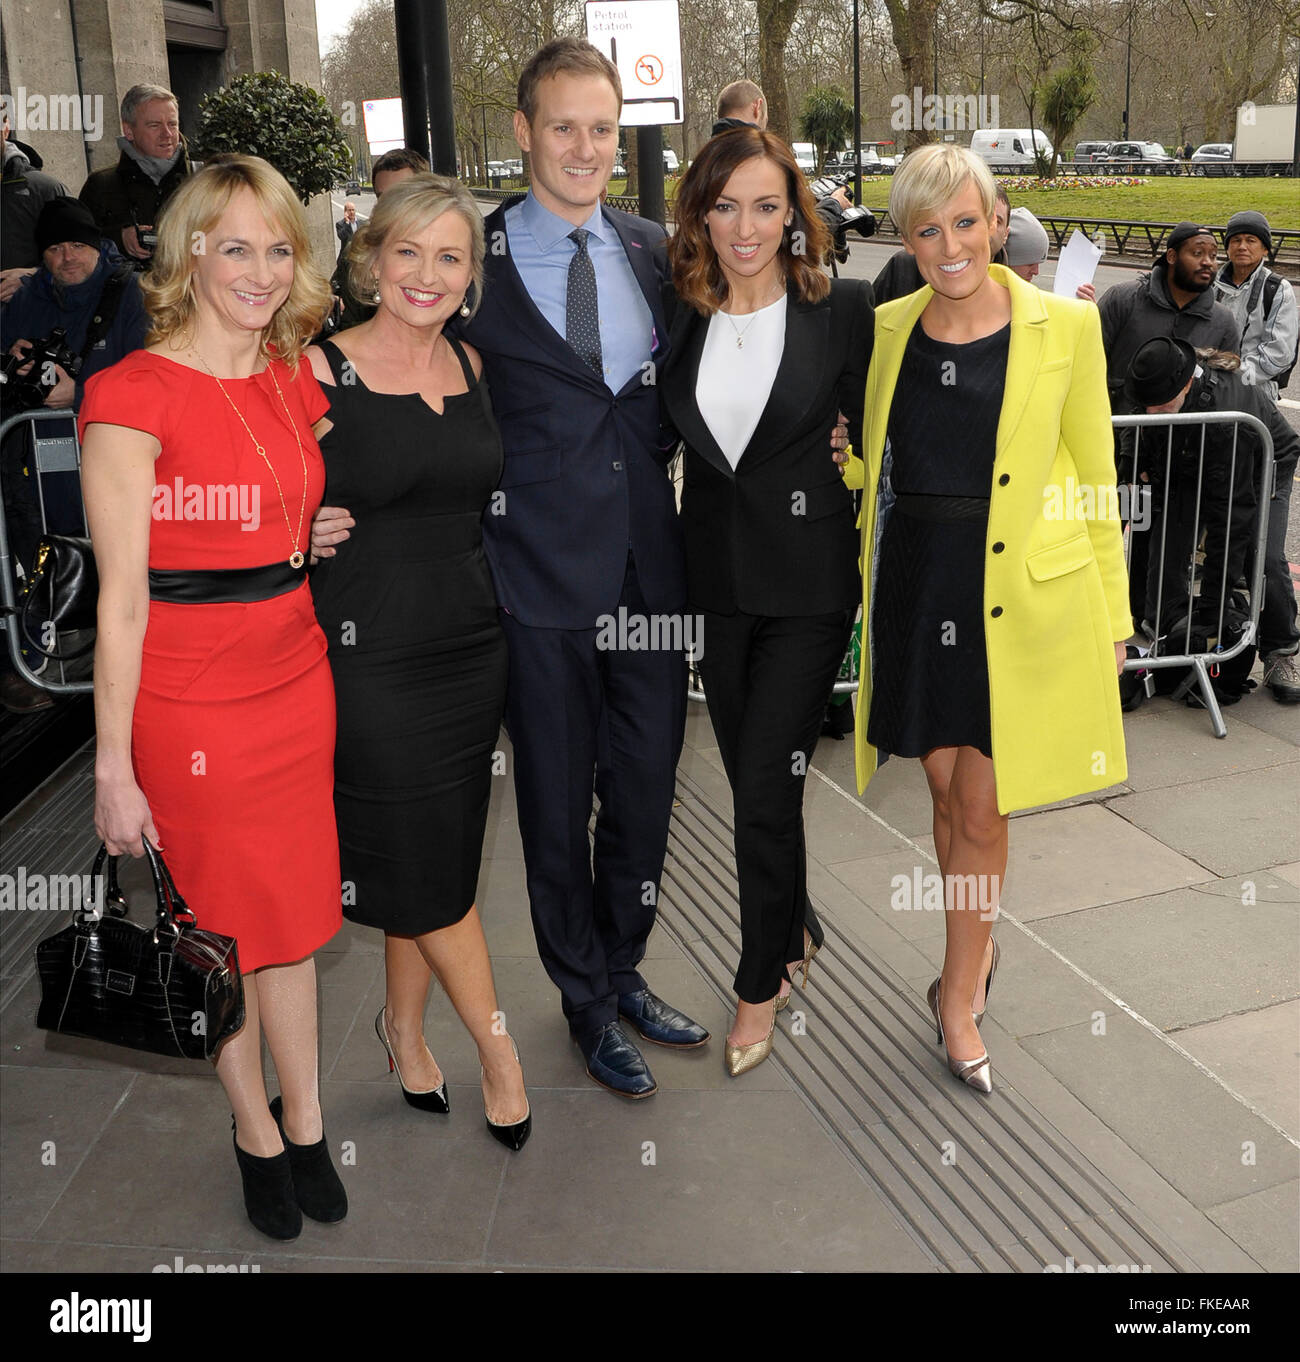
[
  {"xmin": 617, "ymin": 988, "xmax": 710, "ymax": 1048},
  {"xmin": 574, "ymin": 1021, "xmax": 657, "ymax": 1098}
]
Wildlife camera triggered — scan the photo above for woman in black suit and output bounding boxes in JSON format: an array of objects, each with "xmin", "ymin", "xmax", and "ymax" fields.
[{"xmin": 663, "ymin": 128, "xmax": 872, "ymax": 1076}]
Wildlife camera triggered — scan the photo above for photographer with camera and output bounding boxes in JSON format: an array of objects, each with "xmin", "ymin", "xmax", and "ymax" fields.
[{"xmin": 1, "ymin": 198, "xmax": 146, "ymax": 712}]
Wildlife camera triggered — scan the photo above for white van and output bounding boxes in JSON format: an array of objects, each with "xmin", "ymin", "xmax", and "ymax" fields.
[
  {"xmin": 969, "ymin": 129, "xmax": 1053, "ymax": 172},
  {"xmin": 791, "ymin": 142, "xmax": 817, "ymax": 175}
]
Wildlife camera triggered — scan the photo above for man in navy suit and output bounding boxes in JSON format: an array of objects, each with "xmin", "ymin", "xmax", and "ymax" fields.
[{"xmin": 458, "ymin": 38, "xmax": 708, "ymax": 1097}]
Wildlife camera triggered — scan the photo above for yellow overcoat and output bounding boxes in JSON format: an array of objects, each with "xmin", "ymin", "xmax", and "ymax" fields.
[{"xmin": 844, "ymin": 264, "xmax": 1131, "ymax": 814}]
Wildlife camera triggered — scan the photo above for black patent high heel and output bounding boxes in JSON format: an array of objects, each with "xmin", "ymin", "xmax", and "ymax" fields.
[
  {"xmin": 268, "ymin": 1095, "xmax": 347, "ymax": 1223},
  {"xmin": 375, "ymin": 1007, "xmax": 450, "ymax": 1113},
  {"xmin": 926, "ymin": 978, "xmax": 993, "ymax": 1094},
  {"xmin": 482, "ymin": 1038, "xmax": 531, "ymax": 1152},
  {"xmin": 231, "ymin": 1116, "xmax": 301, "ymax": 1240}
]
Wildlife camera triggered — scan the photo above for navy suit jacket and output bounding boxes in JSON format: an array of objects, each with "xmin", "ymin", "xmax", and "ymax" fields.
[{"xmin": 457, "ymin": 196, "xmax": 686, "ymax": 630}]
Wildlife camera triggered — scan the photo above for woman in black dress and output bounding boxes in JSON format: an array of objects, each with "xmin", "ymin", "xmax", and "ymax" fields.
[
  {"xmin": 851, "ymin": 145, "xmax": 1130, "ymax": 1094},
  {"xmin": 307, "ymin": 176, "xmax": 529, "ymax": 1149}
]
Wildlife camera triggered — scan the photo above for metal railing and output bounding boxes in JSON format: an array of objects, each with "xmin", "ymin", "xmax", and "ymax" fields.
[
  {"xmin": 1114, "ymin": 409, "xmax": 1274, "ymax": 738},
  {"xmin": 0, "ymin": 408, "xmax": 93, "ymax": 695}
]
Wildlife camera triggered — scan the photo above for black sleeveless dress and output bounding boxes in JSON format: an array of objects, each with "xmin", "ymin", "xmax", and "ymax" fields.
[
  {"xmin": 311, "ymin": 337, "xmax": 508, "ymax": 933},
  {"xmin": 867, "ymin": 321, "xmax": 1009, "ymax": 759}
]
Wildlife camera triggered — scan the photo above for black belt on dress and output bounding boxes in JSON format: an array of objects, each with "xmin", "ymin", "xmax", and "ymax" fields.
[
  {"xmin": 893, "ymin": 493, "xmax": 990, "ymax": 523},
  {"xmin": 149, "ymin": 560, "xmax": 307, "ymax": 604}
]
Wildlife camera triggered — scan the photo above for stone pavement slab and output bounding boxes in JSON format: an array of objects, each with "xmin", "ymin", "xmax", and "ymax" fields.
[{"xmin": 1105, "ymin": 763, "xmax": 1300, "ymax": 876}]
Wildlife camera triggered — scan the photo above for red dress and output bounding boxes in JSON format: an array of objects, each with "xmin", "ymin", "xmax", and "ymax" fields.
[{"xmin": 77, "ymin": 350, "xmax": 341, "ymax": 969}]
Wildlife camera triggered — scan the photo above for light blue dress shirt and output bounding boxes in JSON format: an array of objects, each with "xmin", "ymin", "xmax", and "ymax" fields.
[{"xmin": 504, "ymin": 192, "xmax": 655, "ymax": 393}]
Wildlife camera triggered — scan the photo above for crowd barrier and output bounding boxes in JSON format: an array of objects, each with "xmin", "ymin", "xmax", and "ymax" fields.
[
  {"xmin": 0, "ymin": 408, "xmax": 93, "ymax": 696},
  {"xmin": 0, "ymin": 407, "xmax": 1281, "ymax": 740}
]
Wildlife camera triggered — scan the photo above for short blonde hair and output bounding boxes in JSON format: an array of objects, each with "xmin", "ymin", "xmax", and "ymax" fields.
[
  {"xmin": 142, "ymin": 156, "xmax": 329, "ymax": 366},
  {"xmin": 344, "ymin": 174, "xmax": 485, "ymax": 317},
  {"xmin": 889, "ymin": 144, "xmax": 997, "ymax": 241}
]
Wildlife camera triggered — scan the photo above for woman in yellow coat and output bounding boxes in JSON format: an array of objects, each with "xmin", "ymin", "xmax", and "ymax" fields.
[{"xmin": 844, "ymin": 145, "xmax": 1130, "ymax": 1093}]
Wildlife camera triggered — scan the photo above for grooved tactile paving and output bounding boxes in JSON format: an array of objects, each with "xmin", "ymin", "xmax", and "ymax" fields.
[{"xmin": 656, "ymin": 766, "xmax": 1198, "ymax": 1273}]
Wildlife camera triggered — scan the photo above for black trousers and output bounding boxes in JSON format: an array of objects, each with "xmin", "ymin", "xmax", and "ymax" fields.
[
  {"xmin": 698, "ymin": 606, "xmax": 854, "ymax": 1004},
  {"xmin": 500, "ymin": 554, "xmax": 687, "ymax": 1038}
]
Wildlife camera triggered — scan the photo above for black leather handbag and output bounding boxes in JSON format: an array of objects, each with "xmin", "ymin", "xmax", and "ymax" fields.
[
  {"xmin": 35, "ymin": 840, "xmax": 244, "ymax": 1060},
  {"xmin": 19, "ymin": 534, "xmax": 98, "ymax": 661}
]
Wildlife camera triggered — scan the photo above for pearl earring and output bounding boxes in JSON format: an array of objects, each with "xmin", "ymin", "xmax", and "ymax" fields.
[
  {"xmin": 370, "ymin": 276, "xmax": 381, "ymax": 303},
  {"xmin": 459, "ymin": 299, "xmax": 471, "ymax": 317}
]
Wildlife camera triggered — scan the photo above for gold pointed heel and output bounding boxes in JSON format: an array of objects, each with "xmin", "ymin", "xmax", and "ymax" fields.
[
  {"xmin": 725, "ymin": 999, "xmax": 777, "ymax": 1077},
  {"xmin": 972, "ymin": 937, "xmax": 1000, "ymax": 1028},
  {"xmin": 926, "ymin": 978, "xmax": 993, "ymax": 1095}
]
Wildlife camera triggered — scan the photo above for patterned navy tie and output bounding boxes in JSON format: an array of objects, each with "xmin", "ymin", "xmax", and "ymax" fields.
[{"xmin": 566, "ymin": 228, "xmax": 604, "ymax": 378}]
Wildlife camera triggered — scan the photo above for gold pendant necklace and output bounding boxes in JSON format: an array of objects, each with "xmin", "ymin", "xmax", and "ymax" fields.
[{"xmin": 192, "ymin": 348, "xmax": 309, "ymax": 569}]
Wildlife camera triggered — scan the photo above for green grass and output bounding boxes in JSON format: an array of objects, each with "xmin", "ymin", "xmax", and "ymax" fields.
[
  {"xmin": 988, "ymin": 177, "xmax": 1299, "ymax": 228},
  {"xmin": 605, "ymin": 172, "xmax": 1296, "ymax": 228}
]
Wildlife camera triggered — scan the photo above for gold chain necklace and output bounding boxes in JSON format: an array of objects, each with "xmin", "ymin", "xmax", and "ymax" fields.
[{"xmin": 192, "ymin": 348, "xmax": 309, "ymax": 569}]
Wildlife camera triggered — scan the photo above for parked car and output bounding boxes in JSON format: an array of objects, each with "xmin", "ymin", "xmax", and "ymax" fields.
[
  {"xmin": 487, "ymin": 160, "xmax": 508, "ymax": 184},
  {"xmin": 1071, "ymin": 141, "xmax": 1112, "ymax": 164},
  {"xmin": 345, "ymin": 178, "xmax": 361, "ymax": 194},
  {"xmin": 1104, "ymin": 141, "xmax": 1175, "ymax": 173},
  {"xmin": 611, "ymin": 159, "xmax": 626, "ymax": 179},
  {"xmin": 1190, "ymin": 143, "xmax": 1235, "ymax": 175},
  {"xmin": 969, "ymin": 128, "xmax": 1054, "ymax": 172},
  {"xmin": 663, "ymin": 148, "xmax": 680, "ymax": 173},
  {"xmin": 791, "ymin": 142, "xmax": 817, "ymax": 175}
]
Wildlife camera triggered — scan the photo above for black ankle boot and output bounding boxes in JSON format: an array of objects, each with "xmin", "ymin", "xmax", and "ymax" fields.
[
  {"xmin": 268, "ymin": 1095, "xmax": 348, "ymax": 1223},
  {"xmin": 231, "ymin": 1121, "xmax": 301, "ymax": 1240}
]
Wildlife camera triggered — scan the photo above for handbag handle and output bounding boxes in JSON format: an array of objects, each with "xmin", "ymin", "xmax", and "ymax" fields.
[{"xmin": 85, "ymin": 839, "xmax": 197, "ymax": 938}]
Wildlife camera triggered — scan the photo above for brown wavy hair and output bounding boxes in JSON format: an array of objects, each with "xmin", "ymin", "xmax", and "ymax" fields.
[
  {"xmin": 141, "ymin": 155, "xmax": 330, "ymax": 367},
  {"xmin": 669, "ymin": 128, "xmax": 831, "ymax": 315}
]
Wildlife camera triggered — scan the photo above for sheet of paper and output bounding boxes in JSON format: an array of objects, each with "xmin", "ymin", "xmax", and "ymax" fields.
[{"xmin": 1053, "ymin": 228, "xmax": 1104, "ymax": 297}]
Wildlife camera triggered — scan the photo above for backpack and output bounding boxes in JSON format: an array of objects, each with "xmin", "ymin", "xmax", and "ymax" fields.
[
  {"xmin": 1260, "ymin": 273, "xmax": 1298, "ymax": 389},
  {"xmin": 1153, "ymin": 590, "xmax": 1257, "ymax": 704}
]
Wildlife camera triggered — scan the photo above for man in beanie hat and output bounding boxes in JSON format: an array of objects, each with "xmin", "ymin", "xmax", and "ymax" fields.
[
  {"xmin": 1213, "ymin": 210, "xmax": 1298, "ymax": 399},
  {"xmin": 1, "ymin": 198, "xmax": 147, "ymax": 712},
  {"xmin": 2, "ymin": 198, "xmax": 146, "ymax": 411},
  {"xmin": 1004, "ymin": 206, "xmax": 1050, "ymax": 282},
  {"xmin": 1125, "ymin": 336, "xmax": 1300, "ymax": 702},
  {"xmin": 1097, "ymin": 222, "xmax": 1239, "ymax": 618}
]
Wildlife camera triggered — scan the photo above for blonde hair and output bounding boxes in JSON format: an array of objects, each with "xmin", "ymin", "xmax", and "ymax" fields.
[
  {"xmin": 142, "ymin": 156, "xmax": 330, "ymax": 367},
  {"xmin": 889, "ymin": 144, "xmax": 997, "ymax": 241},
  {"xmin": 344, "ymin": 174, "xmax": 485, "ymax": 317}
]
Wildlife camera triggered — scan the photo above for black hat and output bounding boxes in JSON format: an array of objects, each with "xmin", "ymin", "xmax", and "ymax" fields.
[
  {"xmin": 1224, "ymin": 209, "xmax": 1272, "ymax": 251},
  {"xmin": 35, "ymin": 198, "xmax": 102, "ymax": 256},
  {"xmin": 1165, "ymin": 221, "xmax": 1217, "ymax": 252},
  {"xmin": 1127, "ymin": 336, "xmax": 1197, "ymax": 407}
]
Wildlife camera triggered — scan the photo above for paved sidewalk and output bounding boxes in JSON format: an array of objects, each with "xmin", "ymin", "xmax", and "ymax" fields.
[{"xmin": 1, "ymin": 678, "xmax": 1296, "ymax": 1272}]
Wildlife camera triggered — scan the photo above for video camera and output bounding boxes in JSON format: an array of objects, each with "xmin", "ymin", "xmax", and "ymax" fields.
[
  {"xmin": 809, "ymin": 174, "xmax": 877, "ymax": 241},
  {"xmin": 0, "ymin": 329, "xmax": 82, "ymax": 411}
]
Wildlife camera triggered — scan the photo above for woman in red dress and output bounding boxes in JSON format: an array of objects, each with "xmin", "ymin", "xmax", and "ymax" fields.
[{"xmin": 78, "ymin": 156, "xmax": 345, "ymax": 1239}]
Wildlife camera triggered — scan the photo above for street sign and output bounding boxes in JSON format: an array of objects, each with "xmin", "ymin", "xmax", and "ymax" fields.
[
  {"xmin": 363, "ymin": 97, "xmax": 405, "ymax": 155},
  {"xmin": 585, "ymin": 1, "xmax": 683, "ymax": 125}
]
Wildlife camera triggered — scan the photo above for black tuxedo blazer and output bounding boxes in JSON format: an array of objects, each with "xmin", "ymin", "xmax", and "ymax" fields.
[
  {"xmin": 456, "ymin": 196, "xmax": 685, "ymax": 629},
  {"xmin": 661, "ymin": 276, "xmax": 873, "ymax": 616}
]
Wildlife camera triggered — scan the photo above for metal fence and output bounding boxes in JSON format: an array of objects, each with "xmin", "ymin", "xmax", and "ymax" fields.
[
  {"xmin": 0, "ymin": 408, "xmax": 93, "ymax": 696},
  {"xmin": 1113, "ymin": 409, "xmax": 1275, "ymax": 738},
  {"xmin": 0, "ymin": 406, "xmax": 1280, "ymax": 741}
]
